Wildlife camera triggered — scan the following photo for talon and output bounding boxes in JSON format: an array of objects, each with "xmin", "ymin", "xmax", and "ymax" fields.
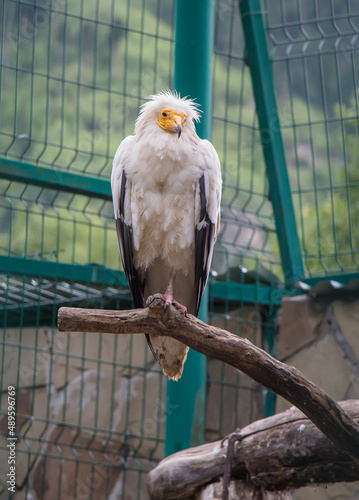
[
  {"xmin": 162, "ymin": 292, "xmax": 187, "ymax": 315},
  {"xmin": 173, "ymin": 301, "xmax": 187, "ymax": 315},
  {"xmin": 146, "ymin": 295, "xmax": 154, "ymax": 306},
  {"xmin": 164, "ymin": 296, "xmax": 187, "ymax": 315}
]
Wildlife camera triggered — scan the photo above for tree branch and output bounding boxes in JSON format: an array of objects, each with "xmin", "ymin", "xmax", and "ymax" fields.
[
  {"xmin": 57, "ymin": 294, "xmax": 359, "ymax": 466},
  {"xmin": 146, "ymin": 400, "xmax": 359, "ymax": 499}
]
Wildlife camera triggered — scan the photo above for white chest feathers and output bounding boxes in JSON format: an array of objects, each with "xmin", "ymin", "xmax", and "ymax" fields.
[{"xmin": 126, "ymin": 156, "xmax": 202, "ymax": 273}]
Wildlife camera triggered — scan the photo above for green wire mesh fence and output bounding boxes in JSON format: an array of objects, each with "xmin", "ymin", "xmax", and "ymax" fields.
[
  {"xmin": 0, "ymin": 0, "xmax": 358, "ymax": 498},
  {"xmin": 0, "ymin": 2, "xmax": 175, "ymax": 498},
  {"xmin": 263, "ymin": 0, "xmax": 359, "ymax": 278},
  {"xmin": 212, "ymin": 4, "xmax": 282, "ymax": 281}
]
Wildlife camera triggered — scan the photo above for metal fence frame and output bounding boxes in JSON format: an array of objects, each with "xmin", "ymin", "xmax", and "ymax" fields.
[{"xmin": 1, "ymin": 0, "xmax": 359, "ymax": 497}]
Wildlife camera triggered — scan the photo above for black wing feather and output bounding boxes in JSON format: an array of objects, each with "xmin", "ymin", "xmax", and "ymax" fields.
[
  {"xmin": 115, "ymin": 171, "xmax": 157, "ymax": 360},
  {"xmin": 195, "ymin": 174, "xmax": 215, "ymax": 316},
  {"xmin": 116, "ymin": 171, "xmax": 144, "ymax": 308}
]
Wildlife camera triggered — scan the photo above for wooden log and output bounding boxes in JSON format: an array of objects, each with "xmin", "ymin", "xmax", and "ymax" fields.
[
  {"xmin": 57, "ymin": 295, "xmax": 359, "ymax": 466},
  {"xmin": 146, "ymin": 400, "xmax": 359, "ymax": 500}
]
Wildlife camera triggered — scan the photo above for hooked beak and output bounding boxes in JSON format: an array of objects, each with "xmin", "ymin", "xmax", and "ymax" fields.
[
  {"xmin": 175, "ymin": 124, "xmax": 182, "ymax": 138},
  {"xmin": 156, "ymin": 109, "xmax": 186, "ymax": 138}
]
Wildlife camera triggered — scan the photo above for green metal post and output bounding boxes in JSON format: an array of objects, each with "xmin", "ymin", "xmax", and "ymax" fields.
[
  {"xmin": 238, "ymin": 0, "xmax": 304, "ymax": 285},
  {"xmin": 0, "ymin": 158, "xmax": 112, "ymax": 201},
  {"xmin": 263, "ymin": 308, "xmax": 278, "ymax": 417},
  {"xmin": 165, "ymin": 0, "xmax": 214, "ymax": 456}
]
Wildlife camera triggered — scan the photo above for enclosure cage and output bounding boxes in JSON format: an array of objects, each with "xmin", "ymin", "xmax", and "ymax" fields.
[{"xmin": 0, "ymin": 0, "xmax": 359, "ymax": 498}]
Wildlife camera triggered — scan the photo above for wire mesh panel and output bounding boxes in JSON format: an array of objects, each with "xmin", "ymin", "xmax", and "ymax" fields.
[
  {"xmin": 2, "ymin": 0, "xmax": 358, "ymax": 498},
  {"xmin": 0, "ymin": 1, "xmax": 175, "ymax": 498},
  {"xmin": 263, "ymin": 0, "xmax": 359, "ymax": 279},
  {"xmin": 0, "ymin": 0, "xmax": 175, "ymax": 177},
  {"xmin": 205, "ymin": 0, "xmax": 281, "ymax": 441},
  {"xmin": 212, "ymin": 1, "xmax": 282, "ymax": 281},
  {"xmin": 0, "ymin": 0, "xmax": 278, "ymax": 496}
]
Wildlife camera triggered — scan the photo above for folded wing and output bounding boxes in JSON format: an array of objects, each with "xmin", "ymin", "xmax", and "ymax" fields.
[{"xmin": 194, "ymin": 139, "xmax": 222, "ymax": 315}]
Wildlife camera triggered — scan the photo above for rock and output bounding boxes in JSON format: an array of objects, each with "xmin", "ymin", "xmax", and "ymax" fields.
[
  {"xmin": 211, "ymin": 304, "xmax": 262, "ymax": 346},
  {"xmin": 291, "ymin": 480, "xmax": 359, "ymax": 500},
  {"xmin": 206, "ymin": 359, "xmax": 262, "ymax": 442},
  {"xmin": 50, "ymin": 329, "xmax": 154, "ymax": 376},
  {"xmin": 277, "ymin": 295, "xmax": 326, "ymax": 360},
  {"xmin": 108, "ymin": 456, "xmax": 152, "ymax": 499},
  {"xmin": 196, "ymin": 480, "xmax": 292, "ymax": 499},
  {"xmin": 51, "ymin": 363, "xmax": 82, "ymax": 391},
  {"xmin": 0, "ymin": 387, "xmax": 49, "ymax": 489},
  {"xmin": 333, "ymin": 299, "xmax": 359, "ymax": 362},
  {"xmin": 206, "ymin": 307, "xmax": 263, "ymax": 441},
  {"xmin": 0, "ymin": 327, "xmax": 50, "ymax": 389},
  {"xmin": 29, "ymin": 426, "xmax": 121, "ymax": 500},
  {"xmin": 276, "ymin": 329, "xmax": 353, "ymax": 413},
  {"xmin": 50, "ymin": 368, "xmax": 165, "ymax": 459}
]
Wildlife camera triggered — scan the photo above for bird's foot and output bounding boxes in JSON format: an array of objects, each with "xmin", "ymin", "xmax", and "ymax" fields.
[{"xmin": 163, "ymin": 294, "xmax": 187, "ymax": 316}]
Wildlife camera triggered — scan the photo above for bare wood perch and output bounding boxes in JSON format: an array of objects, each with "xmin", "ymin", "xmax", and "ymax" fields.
[
  {"xmin": 58, "ymin": 294, "xmax": 359, "ymax": 466},
  {"xmin": 146, "ymin": 400, "xmax": 359, "ymax": 499}
]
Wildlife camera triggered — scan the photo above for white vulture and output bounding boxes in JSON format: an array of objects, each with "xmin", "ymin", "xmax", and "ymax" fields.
[{"xmin": 111, "ymin": 90, "xmax": 222, "ymax": 381}]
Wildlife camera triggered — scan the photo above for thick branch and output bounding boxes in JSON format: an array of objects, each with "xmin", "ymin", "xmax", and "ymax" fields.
[
  {"xmin": 58, "ymin": 295, "xmax": 359, "ymax": 465},
  {"xmin": 146, "ymin": 400, "xmax": 359, "ymax": 499}
]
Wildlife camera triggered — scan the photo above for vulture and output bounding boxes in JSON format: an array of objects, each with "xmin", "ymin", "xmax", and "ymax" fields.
[{"xmin": 111, "ymin": 90, "xmax": 221, "ymax": 380}]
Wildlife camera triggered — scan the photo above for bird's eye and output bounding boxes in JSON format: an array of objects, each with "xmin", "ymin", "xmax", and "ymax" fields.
[{"xmin": 162, "ymin": 112, "xmax": 167, "ymax": 117}]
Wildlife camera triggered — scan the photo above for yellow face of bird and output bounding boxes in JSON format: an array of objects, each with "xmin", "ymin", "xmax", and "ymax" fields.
[{"xmin": 156, "ymin": 109, "xmax": 187, "ymax": 138}]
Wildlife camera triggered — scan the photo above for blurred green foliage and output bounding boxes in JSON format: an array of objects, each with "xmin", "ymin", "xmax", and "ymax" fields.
[{"xmin": 1, "ymin": 0, "xmax": 359, "ymax": 278}]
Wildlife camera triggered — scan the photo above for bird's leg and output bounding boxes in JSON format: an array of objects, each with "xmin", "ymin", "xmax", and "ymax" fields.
[{"xmin": 163, "ymin": 271, "xmax": 187, "ymax": 315}]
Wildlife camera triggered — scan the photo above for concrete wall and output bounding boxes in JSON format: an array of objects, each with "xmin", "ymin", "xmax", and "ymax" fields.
[
  {"xmin": 1, "ymin": 296, "xmax": 358, "ymax": 498},
  {"xmin": 277, "ymin": 295, "xmax": 359, "ymax": 499},
  {"xmin": 198, "ymin": 295, "xmax": 359, "ymax": 499},
  {"xmin": 0, "ymin": 327, "xmax": 164, "ymax": 499},
  {"xmin": 0, "ymin": 304, "xmax": 264, "ymax": 499}
]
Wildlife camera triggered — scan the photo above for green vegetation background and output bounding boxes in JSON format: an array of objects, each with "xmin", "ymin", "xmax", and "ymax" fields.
[{"xmin": 0, "ymin": 0, "xmax": 358, "ymax": 279}]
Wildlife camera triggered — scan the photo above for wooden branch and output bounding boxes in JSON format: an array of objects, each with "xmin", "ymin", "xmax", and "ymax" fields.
[
  {"xmin": 58, "ymin": 294, "xmax": 359, "ymax": 466},
  {"xmin": 146, "ymin": 400, "xmax": 359, "ymax": 500}
]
